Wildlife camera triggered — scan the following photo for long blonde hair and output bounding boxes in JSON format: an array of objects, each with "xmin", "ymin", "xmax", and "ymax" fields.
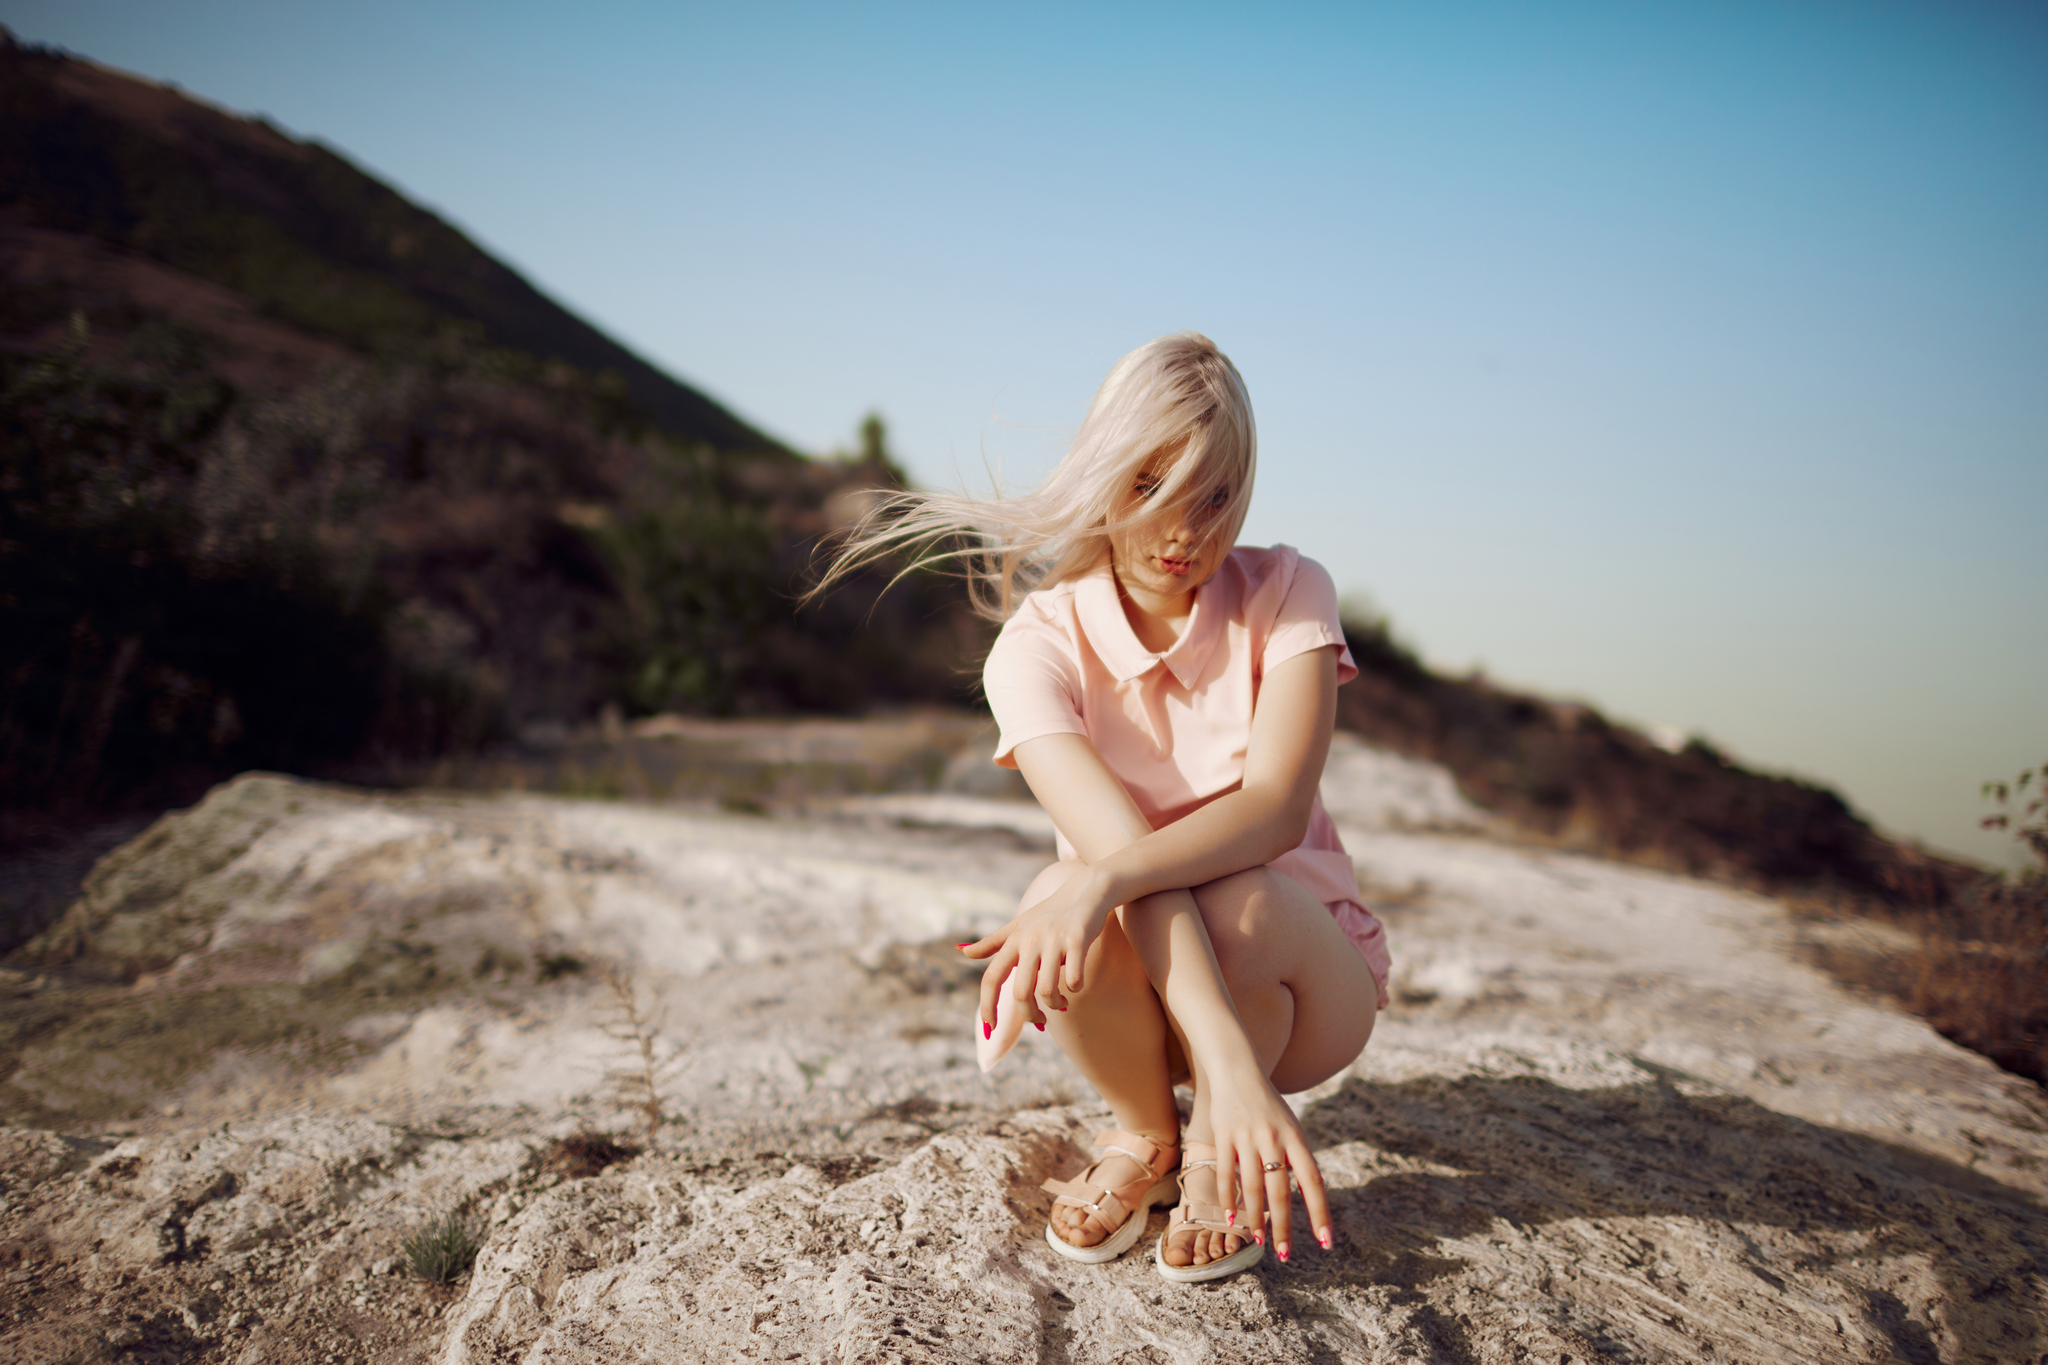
[{"xmin": 817, "ymin": 332, "xmax": 1257, "ymax": 621}]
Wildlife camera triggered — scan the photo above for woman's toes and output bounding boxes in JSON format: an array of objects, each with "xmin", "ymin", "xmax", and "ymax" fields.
[{"xmin": 1053, "ymin": 1208, "xmax": 1102, "ymax": 1247}]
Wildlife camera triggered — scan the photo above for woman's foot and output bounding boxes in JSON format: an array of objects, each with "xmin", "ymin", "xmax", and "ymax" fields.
[
  {"xmin": 1043, "ymin": 1129, "xmax": 1180, "ymax": 1263},
  {"xmin": 1155, "ymin": 1144, "xmax": 1265, "ymax": 1281}
]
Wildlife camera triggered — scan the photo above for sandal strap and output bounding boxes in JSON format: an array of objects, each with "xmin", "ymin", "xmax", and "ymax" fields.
[
  {"xmin": 1090, "ymin": 1129, "xmax": 1173, "ymax": 1175},
  {"xmin": 1166, "ymin": 1153, "xmax": 1256, "ymax": 1236},
  {"xmin": 1041, "ymin": 1177, "xmax": 1134, "ymax": 1224},
  {"xmin": 1041, "ymin": 1129, "xmax": 1180, "ymax": 1239}
]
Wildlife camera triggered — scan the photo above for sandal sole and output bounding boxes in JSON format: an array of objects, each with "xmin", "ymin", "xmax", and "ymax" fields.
[{"xmin": 1153, "ymin": 1235, "xmax": 1265, "ymax": 1283}]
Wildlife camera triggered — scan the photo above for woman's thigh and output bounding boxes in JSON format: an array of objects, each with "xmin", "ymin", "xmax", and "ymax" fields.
[{"xmin": 1191, "ymin": 867, "xmax": 1378, "ymax": 1094}]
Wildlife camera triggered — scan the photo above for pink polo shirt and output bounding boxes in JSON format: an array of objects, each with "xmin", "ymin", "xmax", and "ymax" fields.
[{"xmin": 983, "ymin": 544, "xmax": 1391, "ymax": 1019}]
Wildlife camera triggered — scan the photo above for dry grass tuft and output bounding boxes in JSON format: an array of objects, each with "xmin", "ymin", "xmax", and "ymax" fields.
[
  {"xmin": 1805, "ymin": 764, "xmax": 2048, "ymax": 1085},
  {"xmin": 402, "ymin": 1210, "xmax": 482, "ymax": 1284},
  {"xmin": 599, "ymin": 965, "xmax": 680, "ymax": 1149},
  {"xmin": 1905, "ymin": 876, "xmax": 2048, "ymax": 1082}
]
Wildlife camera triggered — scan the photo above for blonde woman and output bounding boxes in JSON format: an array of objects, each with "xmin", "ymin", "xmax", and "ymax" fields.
[{"xmin": 826, "ymin": 333, "xmax": 1390, "ymax": 1281}]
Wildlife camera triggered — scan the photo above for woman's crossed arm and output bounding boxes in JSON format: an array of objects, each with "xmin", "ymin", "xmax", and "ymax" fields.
[{"xmin": 970, "ymin": 643, "xmax": 1341, "ymax": 1013}]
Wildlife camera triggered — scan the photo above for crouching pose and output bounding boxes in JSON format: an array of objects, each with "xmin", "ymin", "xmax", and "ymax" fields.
[{"xmin": 826, "ymin": 333, "xmax": 1390, "ymax": 1281}]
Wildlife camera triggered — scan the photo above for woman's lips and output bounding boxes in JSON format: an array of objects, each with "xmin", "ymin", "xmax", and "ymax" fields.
[{"xmin": 1158, "ymin": 555, "xmax": 1192, "ymax": 576}]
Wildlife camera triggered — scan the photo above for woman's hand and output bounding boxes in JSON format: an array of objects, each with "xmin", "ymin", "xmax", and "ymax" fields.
[
  {"xmin": 959, "ymin": 864, "xmax": 1116, "ymax": 1031},
  {"xmin": 1200, "ymin": 1057, "xmax": 1333, "ymax": 1259}
]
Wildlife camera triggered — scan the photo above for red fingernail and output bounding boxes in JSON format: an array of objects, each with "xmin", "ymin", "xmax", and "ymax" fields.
[
  {"xmin": 1032, "ymin": 1020, "xmax": 1044, "ymax": 1032},
  {"xmin": 1226, "ymin": 1210, "xmax": 1235, "ymax": 1226},
  {"xmin": 1317, "ymin": 1226, "xmax": 1332, "ymax": 1249},
  {"xmin": 1278, "ymin": 1245, "xmax": 1290, "ymax": 1262},
  {"xmin": 1252, "ymin": 1231, "xmax": 1264, "ymax": 1246},
  {"xmin": 982, "ymin": 1022, "xmax": 991, "ymax": 1040},
  {"xmin": 956, "ymin": 943, "xmax": 974, "ymax": 950}
]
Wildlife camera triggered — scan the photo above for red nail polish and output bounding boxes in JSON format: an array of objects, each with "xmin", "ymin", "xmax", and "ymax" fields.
[
  {"xmin": 982, "ymin": 1021, "xmax": 991, "ymax": 1040},
  {"xmin": 1032, "ymin": 1020, "xmax": 1044, "ymax": 1032},
  {"xmin": 1252, "ymin": 1231, "xmax": 1264, "ymax": 1246},
  {"xmin": 1278, "ymin": 1246, "xmax": 1290, "ymax": 1262},
  {"xmin": 956, "ymin": 943, "xmax": 973, "ymax": 950}
]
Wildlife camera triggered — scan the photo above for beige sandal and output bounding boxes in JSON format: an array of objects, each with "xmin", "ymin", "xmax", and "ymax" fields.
[
  {"xmin": 1153, "ymin": 1143, "xmax": 1265, "ymax": 1282},
  {"xmin": 1042, "ymin": 1129, "xmax": 1180, "ymax": 1264}
]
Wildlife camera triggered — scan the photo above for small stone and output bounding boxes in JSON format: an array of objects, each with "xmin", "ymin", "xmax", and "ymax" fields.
[
  {"xmin": 228, "ymin": 1310, "xmax": 247, "ymax": 1329},
  {"xmin": 371, "ymin": 1257, "xmax": 396, "ymax": 1276},
  {"xmin": 105, "ymin": 1323, "xmax": 144, "ymax": 1348}
]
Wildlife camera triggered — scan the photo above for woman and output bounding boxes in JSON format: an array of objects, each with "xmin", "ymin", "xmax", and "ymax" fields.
[{"xmin": 827, "ymin": 333, "xmax": 1390, "ymax": 1281}]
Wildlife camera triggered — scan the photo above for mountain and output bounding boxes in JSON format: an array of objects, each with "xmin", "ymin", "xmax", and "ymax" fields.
[
  {"xmin": 0, "ymin": 27, "xmax": 777, "ymax": 449},
  {"xmin": 0, "ymin": 32, "xmax": 985, "ymax": 839}
]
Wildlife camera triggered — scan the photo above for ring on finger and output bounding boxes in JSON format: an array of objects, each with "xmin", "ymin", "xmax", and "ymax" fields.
[{"xmin": 1261, "ymin": 1161, "xmax": 1285, "ymax": 1172}]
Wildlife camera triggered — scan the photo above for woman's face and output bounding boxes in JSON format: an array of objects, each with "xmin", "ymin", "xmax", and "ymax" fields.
[{"xmin": 1107, "ymin": 448, "xmax": 1234, "ymax": 602}]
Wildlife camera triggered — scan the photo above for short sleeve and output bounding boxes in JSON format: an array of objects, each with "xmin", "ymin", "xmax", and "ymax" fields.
[
  {"xmin": 1261, "ymin": 554, "xmax": 1358, "ymax": 684},
  {"xmin": 983, "ymin": 613, "xmax": 1088, "ymax": 768}
]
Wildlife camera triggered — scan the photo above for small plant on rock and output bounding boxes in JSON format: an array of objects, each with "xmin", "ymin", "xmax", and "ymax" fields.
[
  {"xmin": 599, "ymin": 964, "xmax": 682, "ymax": 1149},
  {"xmin": 402, "ymin": 1210, "xmax": 482, "ymax": 1284}
]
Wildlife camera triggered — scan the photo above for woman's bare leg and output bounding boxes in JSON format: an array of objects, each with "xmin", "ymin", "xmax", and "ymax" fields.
[
  {"xmin": 1135, "ymin": 867, "xmax": 1378, "ymax": 1267},
  {"xmin": 1023, "ymin": 862, "xmax": 1182, "ymax": 1249},
  {"xmin": 1027, "ymin": 861, "xmax": 1378, "ymax": 1258}
]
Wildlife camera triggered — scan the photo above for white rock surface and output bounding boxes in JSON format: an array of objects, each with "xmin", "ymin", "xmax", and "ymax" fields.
[{"xmin": 2, "ymin": 747, "xmax": 2044, "ymax": 1364}]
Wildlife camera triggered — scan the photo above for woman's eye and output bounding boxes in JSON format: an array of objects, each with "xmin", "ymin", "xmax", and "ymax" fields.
[
  {"xmin": 1208, "ymin": 487, "xmax": 1229, "ymax": 509},
  {"xmin": 1134, "ymin": 479, "xmax": 1160, "ymax": 500}
]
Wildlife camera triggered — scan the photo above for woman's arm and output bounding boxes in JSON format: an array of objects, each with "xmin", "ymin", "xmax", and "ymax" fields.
[
  {"xmin": 1059, "ymin": 644, "xmax": 1339, "ymax": 904},
  {"xmin": 962, "ymin": 644, "xmax": 1345, "ymax": 1250},
  {"xmin": 972, "ymin": 645, "xmax": 1340, "ymax": 1006}
]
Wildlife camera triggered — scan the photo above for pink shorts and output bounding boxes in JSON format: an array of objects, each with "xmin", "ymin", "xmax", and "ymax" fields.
[{"xmin": 1329, "ymin": 899, "xmax": 1393, "ymax": 1011}]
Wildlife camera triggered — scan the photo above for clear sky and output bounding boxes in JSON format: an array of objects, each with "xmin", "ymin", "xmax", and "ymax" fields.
[{"xmin": 9, "ymin": 0, "xmax": 2044, "ymax": 867}]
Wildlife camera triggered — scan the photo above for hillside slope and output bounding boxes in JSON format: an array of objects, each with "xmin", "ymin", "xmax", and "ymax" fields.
[
  {"xmin": 0, "ymin": 33, "xmax": 984, "ymax": 859},
  {"xmin": 0, "ymin": 28, "xmax": 777, "ymax": 448}
]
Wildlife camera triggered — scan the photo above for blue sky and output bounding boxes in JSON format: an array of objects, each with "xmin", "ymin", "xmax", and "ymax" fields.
[{"xmin": 9, "ymin": 1, "xmax": 2044, "ymax": 866}]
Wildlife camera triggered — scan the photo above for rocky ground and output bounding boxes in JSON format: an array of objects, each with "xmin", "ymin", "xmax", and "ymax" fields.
[{"xmin": 1, "ymin": 733, "xmax": 2043, "ymax": 1363}]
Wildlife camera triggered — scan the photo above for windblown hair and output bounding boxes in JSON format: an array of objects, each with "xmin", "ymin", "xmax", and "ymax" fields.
[{"xmin": 816, "ymin": 332, "xmax": 1257, "ymax": 621}]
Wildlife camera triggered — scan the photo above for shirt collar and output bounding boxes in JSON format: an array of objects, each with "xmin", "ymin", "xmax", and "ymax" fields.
[{"xmin": 1074, "ymin": 554, "xmax": 1233, "ymax": 688}]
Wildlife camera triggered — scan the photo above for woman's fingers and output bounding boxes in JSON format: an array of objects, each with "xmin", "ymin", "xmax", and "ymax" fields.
[
  {"xmin": 1235, "ymin": 1143, "xmax": 1268, "ymax": 1244},
  {"xmin": 1061, "ymin": 932, "xmax": 1087, "ymax": 995},
  {"xmin": 976, "ymin": 947, "xmax": 1018, "ymax": 1033},
  {"xmin": 1287, "ymin": 1137, "xmax": 1333, "ymax": 1250},
  {"xmin": 959, "ymin": 921, "xmax": 1012, "ymax": 960},
  {"xmin": 1010, "ymin": 945, "xmax": 1048, "ymax": 1028},
  {"xmin": 1033, "ymin": 943, "xmax": 1067, "ymax": 1014},
  {"xmin": 1261, "ymin": 1149, "xmax": 1293, "ymax": 1257}
]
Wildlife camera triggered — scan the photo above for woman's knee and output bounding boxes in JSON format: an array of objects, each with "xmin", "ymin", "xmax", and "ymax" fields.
[
  {"xmin": 1020, "ymin": 858, "xmax": 1088, "ymax": 912},
  {"xmin": 1190, "ymin": 868, "xmax": 1292, "ymax": 984},
  {"xmin": 1016, "ymin": 859, "xmax": 1140, "ymax": 1001}
]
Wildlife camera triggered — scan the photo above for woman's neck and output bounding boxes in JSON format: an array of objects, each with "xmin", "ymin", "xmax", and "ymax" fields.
[{"xmin": 1112, "ymin": 559, "xmax": 1198, "ymax": 653}]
